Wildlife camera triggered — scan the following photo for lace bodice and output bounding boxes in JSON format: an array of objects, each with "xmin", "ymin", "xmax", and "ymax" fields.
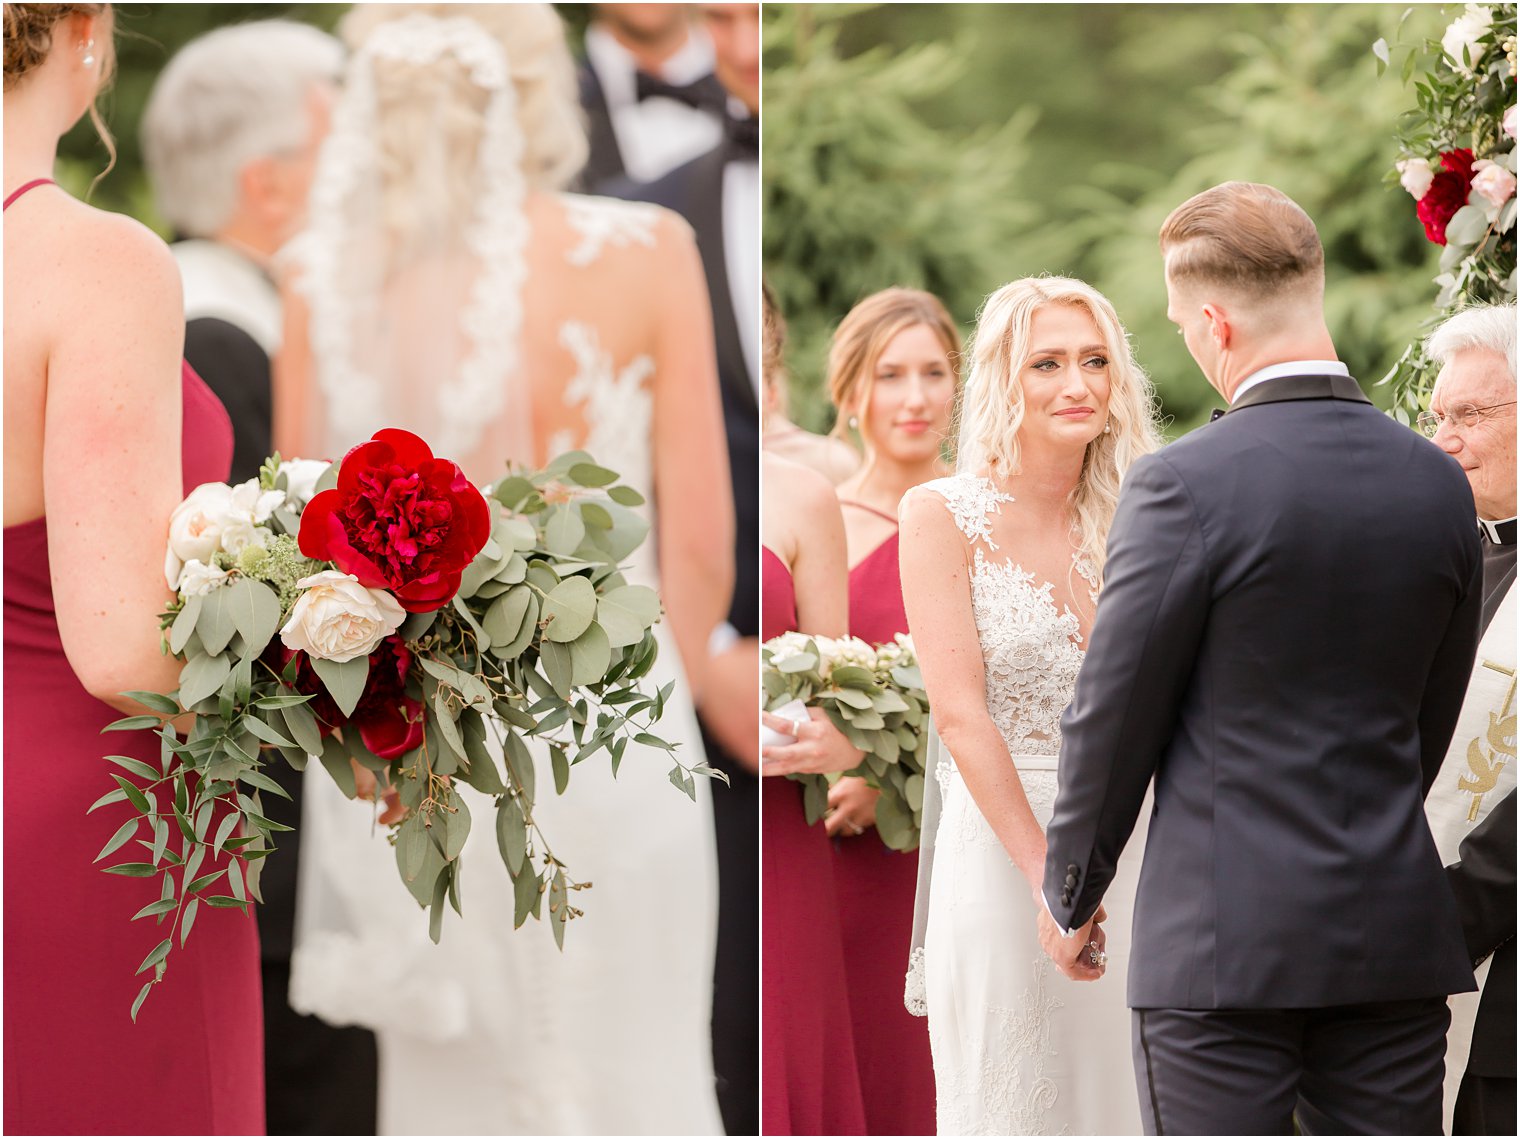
[{"xmin": 917, "ymin": 474, "xmax": 1097, "ymax": 760}]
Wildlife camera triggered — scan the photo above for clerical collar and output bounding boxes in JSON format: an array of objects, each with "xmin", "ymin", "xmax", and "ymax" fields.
[{"xmin": 1478, "ymin": 516, "xmax": 1517, "ymax": 545}]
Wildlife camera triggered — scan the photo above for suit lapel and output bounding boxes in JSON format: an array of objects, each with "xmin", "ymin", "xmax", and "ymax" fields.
[
  {"xmin": 685, "ymin": 147, "xmax": 757, "ymax": 416},
  {"xmin": 576, "ymin": 62, "xmax": 626, "ymax": 189}
]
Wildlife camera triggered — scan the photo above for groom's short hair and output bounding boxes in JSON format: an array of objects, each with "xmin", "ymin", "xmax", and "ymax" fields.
[{"xmin": 1159, "ymin": 181, "xmax": 1324, "ymax": 299}]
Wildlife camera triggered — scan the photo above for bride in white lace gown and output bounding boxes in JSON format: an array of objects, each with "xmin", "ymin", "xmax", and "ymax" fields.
[
  {"xmin": 899, "ymin": 278, "xmax": 1163, "ymax": 1135},
  {"xmin": 272, "ymin": 7, "xmax": 729, "ymax": 1134}
]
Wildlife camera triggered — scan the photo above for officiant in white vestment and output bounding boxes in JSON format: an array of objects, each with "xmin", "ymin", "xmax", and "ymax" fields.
[{"xmin": 1417, "ymin": 302, "xmax": 1517, "ymax": 1136}]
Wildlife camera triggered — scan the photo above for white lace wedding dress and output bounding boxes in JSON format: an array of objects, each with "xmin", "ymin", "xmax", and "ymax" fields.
[
  {"xmin": 279, "ymin": 24, "xmax": 729, "ymax": 1119},
  {"xmin": 907, "ymin": 474, "xmax": 1145, "ymax": 1136}
]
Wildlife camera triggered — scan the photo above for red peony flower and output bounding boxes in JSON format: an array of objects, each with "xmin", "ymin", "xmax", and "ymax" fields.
[
  {"xmin": 284, "ymin": 636, "xmax": 425, "ymax": 760},
  {"xmin": 299, "ymin": 429, "xmax": 491, "ymax": 613},
  {"xmin": 1416, "ymin": 148, "xmax": 1476, "ymax": 245}
]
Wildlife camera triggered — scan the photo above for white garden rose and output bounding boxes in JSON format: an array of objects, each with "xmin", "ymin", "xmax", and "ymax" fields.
[
  {"xmin": 278, "ymin": 458, "xmax": 330, "ymax": 506},
  {"xmin": 1396, "ymin": 156, "xmax": 1435, "ymax": 200},
  {"xmin": 165, "ymin": 482, "xmax": 236, "ymax": 588},
  {"xmin": 280, "ymin": 571, "xmax": 406, "ymax": 663},
  {"xmin": 177, "ymin": 559, "xmax": 231, "ymax": 597},
  {"xmin": 1505, "ymin": 105, "xmax": 1518, "ymax": 140},
  {"xmin": 1472, "ymin": 158, "xmax": 1518, "ymax": 213},
  {"xmin": 1443, "ymin": 3, "xmax": 1494, "ymax": 74}
]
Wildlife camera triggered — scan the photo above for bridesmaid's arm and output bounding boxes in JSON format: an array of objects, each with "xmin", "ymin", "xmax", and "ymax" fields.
[
  {"xmin": 45, "ymin": 213, "xmax": 188, "ymax": 710},
  {"xmin": 898, "ymin": 489, "xmax": 1046, "ymax": 888},
  {"xmin": 650, "ymin": 214, "xmax": 734, "ymax": 704},
  {"xmin": 758, "ymin": 457, "xmax": 862, "ymax": 778}
]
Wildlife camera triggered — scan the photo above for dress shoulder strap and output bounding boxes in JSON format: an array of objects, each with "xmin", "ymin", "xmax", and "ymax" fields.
[
  {"xmin": 838, "ymin": 499, "xmax": 899, "ymax": 525},
  {"xmin": 3, "ymin": 179, "xmax": 55, "ymax": 212},
  {"xmin": 911, "ymin": 474, "xmax": 1013, "ymax": 551}
]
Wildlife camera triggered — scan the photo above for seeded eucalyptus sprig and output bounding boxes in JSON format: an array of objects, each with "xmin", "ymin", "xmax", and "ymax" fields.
[{"xmin": 100, "ymin": 448, "xmax": 713, "ymax": 1018}]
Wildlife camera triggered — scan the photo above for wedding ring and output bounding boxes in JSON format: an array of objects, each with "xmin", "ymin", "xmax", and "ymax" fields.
[
  {"xmin": 1087, "ymin": 940, "xmax": 1106, "ymax": 967},
  {"xmin": 848, "ymin": 822, "xmax": 864, "ymax": 836}
]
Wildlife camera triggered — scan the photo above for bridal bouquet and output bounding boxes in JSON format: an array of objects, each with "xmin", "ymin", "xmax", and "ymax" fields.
[
  {"xmin": 761, "ymin": 631, "xmax": 928, "ymax": 851},
  {"xmin": 97, "ymin": 429, "xmax": 710, "ymax": 1018}
]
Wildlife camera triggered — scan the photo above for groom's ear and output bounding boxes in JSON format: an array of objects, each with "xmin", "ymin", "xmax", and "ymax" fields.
[{"xmin": 1202, "ymin": 303, "xmax": 1232, "ymax": 351}]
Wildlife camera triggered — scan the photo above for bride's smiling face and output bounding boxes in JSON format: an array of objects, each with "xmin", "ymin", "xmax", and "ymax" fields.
[{"xmin": 1016, "ymin": 304, "xmax": 1113, "ymax": 455}]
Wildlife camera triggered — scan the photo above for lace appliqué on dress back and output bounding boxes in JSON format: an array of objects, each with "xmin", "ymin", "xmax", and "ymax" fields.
[
  {"xmin": 562, "ymin": 195, "xmax": 662, "ymax": 267},
  {"xmin": 551, "ymin": 322, "xmax": 655, "ymax": 499}
]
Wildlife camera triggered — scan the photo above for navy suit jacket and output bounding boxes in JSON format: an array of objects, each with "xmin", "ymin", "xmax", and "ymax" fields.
[{"xmin": 1044, "ymin": 373, "xmax": 1482, "ymax": 1009}]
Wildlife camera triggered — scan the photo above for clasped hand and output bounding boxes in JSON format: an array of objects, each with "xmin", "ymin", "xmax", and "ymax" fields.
[
  {"xmin": 1034, "ymin": 888, "xmax": 1108, "ymax": 982},
  {"xmin": 759, "ymin": 707, "xmax": 863, "ymax": 776}
]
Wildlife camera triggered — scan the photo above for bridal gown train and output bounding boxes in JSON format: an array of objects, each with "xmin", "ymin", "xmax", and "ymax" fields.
[
  {"xmin": 907, "ymin": 474, "xmax": 1145, "ymax": 1136},
  {"xmin": 286, "ymin": 192, "xmax": 723, "ymax": 1135}
]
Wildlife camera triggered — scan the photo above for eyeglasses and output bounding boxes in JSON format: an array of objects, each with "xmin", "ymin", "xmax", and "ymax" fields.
[{"xmin": 1416, "ymin": 401, "xmax": 1517, "ymax": 438}]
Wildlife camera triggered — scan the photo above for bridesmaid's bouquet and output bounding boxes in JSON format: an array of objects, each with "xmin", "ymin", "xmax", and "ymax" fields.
[
  {"xmin": 97, "ymin": 429, "xmax": 714, "ymax": 1018},
  {"xmin": 761, "ymin": 631, "xmax": 928, "ymax": 851}
]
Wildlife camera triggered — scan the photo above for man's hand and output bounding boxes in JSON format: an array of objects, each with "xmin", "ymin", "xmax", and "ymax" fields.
[
  {"xmin": 760, "ymin": 707, "xmax": 864, "ymax": 776},
  {"xmin": 824, "ymin": 775, "xmax": 880, "ymax": 838},
  {"xmin": 697, "ymin": 637, "xmax": 760, "ymax": 773},
  {"xmin": 1034, "ymin": 886, "xmax": 1107, "ymax": 981}
]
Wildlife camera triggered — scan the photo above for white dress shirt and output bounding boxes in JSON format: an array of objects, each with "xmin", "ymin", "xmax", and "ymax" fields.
[
  {"xmin": 584, "ymin": 24, "xmax": 724, "ymax": 184},
  {"xmin": 1231, "ymin": 358, "xmax": 1350, "ymax": 404}
]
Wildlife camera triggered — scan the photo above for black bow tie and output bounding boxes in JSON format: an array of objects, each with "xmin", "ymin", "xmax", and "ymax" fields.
[
  {"xmin": 1209, "ymin": 408, "xmax": 1226, "ymax": 422},
  {"xmin": 723, "ymin": 113, "xmax": 758, "ymax": 162},
  {"xmin": 633, "ymin": 70, "xmax": 727, "ymax": 113}
]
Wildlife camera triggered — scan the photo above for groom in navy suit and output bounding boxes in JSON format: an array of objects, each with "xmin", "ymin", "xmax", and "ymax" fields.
[{"xmin": 1041, "ymin": 182, "xmax": 1481, "ymax": 1134}]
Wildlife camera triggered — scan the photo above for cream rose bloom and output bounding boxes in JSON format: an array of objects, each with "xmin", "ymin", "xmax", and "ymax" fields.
[
  {"xmin": 1396, "ymin": 157, "xmax": 1435, "ymax": 200},
  {"xmin": 280, "ymin": 571, "xmax": 407, "ymax": 663},
  {"xmin": 165, "ymin": 482, "xmax": 236, "ymax": 588},
  {"xmin": 1472, "ymin": 158, "xmax": 1518, "ymax": 213}
]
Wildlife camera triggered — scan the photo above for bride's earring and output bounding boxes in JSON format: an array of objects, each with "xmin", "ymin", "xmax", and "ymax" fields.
[
  {"xmin": 1103, "ymin": 419, "xmax": 1112, "ymax": 435},
  {"xmin": 81, "ymin": 39, "xmax": 96, "ymax": 68}
]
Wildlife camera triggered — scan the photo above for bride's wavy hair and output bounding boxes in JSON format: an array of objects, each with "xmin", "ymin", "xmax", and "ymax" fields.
[
  {"xmin": 954, "ymin": 276, "xmax": 1163, "ymax": 581},
  {"xmin": 338, "ymin": 3, "xmax": 587, "ymax": 267}
]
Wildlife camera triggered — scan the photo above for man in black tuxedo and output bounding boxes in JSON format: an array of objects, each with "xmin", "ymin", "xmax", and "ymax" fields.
[
  {"xmin": 142, "ymin": 24, "xmax": 381, "ymax": 1135},
  {"xmin": 1420, "ymin": 302, "xmax": 1516, "ymax": 1135},
  {"xmin": 1040, "ymin": 181, "xmax": 1482, "ymax": 1135},
  {"xmin": 576, "ymin": 4, "xmax": 726, "ymax": 191},
  {"xmin": 1447, "ymin": 789, "xmax": 1515, "ymax": 1135},
  {"xmin": 613, "ymin": 6, "xmax": 760, "ymax": 1133}
]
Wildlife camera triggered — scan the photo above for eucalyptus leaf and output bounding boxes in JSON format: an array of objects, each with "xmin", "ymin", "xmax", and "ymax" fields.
[
  {"xmin": 596, "ymin": 585, "xmax": 662, "ymax": 648},
  {"xmin": 542, "ymin": 576, "xmax": 597, "ymax": 643},
  {"xmin": 311, "ymin": 654, "xmax": 370, "ymax": 718},
  {"xmin": 568, "ymin": 622, "xmax": 612, "ymax": 687},
  {"xmin": 280, "ymin": 700, "xmax": 326, "ymax": 757},
  {"xmin": 224, "ymin": 577, "xmax": 281, "ymax": 652},
  {"xmin": 318, "ymin": 737, "xmax": 359, "ymax": 799},
  {"xmin": 179, "ymin": 652, "xmax": 233, "ymax": 709},
  {"xmin": 545, "ymin": 504, "xmax": 587, "ymax": 555},
  {"xmin": 568, "ymin": 461, "xmax": 619, "ymax": 487},
  {"xmin": 496, "ymin": 797, "xmax": 528, "ymax": 877},
  {"xmin": 195, "ymin": 585, "xmax": 242, "ymax": 655},
  {"xmin": 398, "ymin": 814, "xmax": 427, "ymax": 881},
  {"xmin": 441, "ymin": 790, "xmax": 471, "ymax": 861},
  {"xmin": 541, "ymin": 641, "xmax": 574, "ymax": 700},
  {"xmin": 94, "ymin": 818, "xmax": 139, "ymax": 863}
]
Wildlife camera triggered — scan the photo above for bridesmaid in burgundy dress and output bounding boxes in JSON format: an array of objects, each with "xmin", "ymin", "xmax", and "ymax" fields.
[
  {"xmin": 828, "ymin": 288, "xmax": 961, "ymax": 1134},
  {"xmin": 758, "ymin": 439, "xmax": 867, "ymax": 1126},
  {"xmin": 4, "ymin": 7, "xmax": 262, "ymax": 1133}
]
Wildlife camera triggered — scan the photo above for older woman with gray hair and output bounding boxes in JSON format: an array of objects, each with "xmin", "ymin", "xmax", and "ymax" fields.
[
  {"xmin": 141, "ymin": 19, "xmax": 343, "ymax": 484},
  {"xmin": 1419, "ymin": 300, "xmax": 1516, "ymax": 1137}
]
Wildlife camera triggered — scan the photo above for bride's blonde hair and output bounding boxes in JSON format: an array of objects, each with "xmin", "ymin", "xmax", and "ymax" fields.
[
  {"xmin": 338, "ymin": 3, "xmax": 586, "ymax": 267},
  {"xmin": 954, "ymin": 276, "xmax": 1162, "ymax": 580}
]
